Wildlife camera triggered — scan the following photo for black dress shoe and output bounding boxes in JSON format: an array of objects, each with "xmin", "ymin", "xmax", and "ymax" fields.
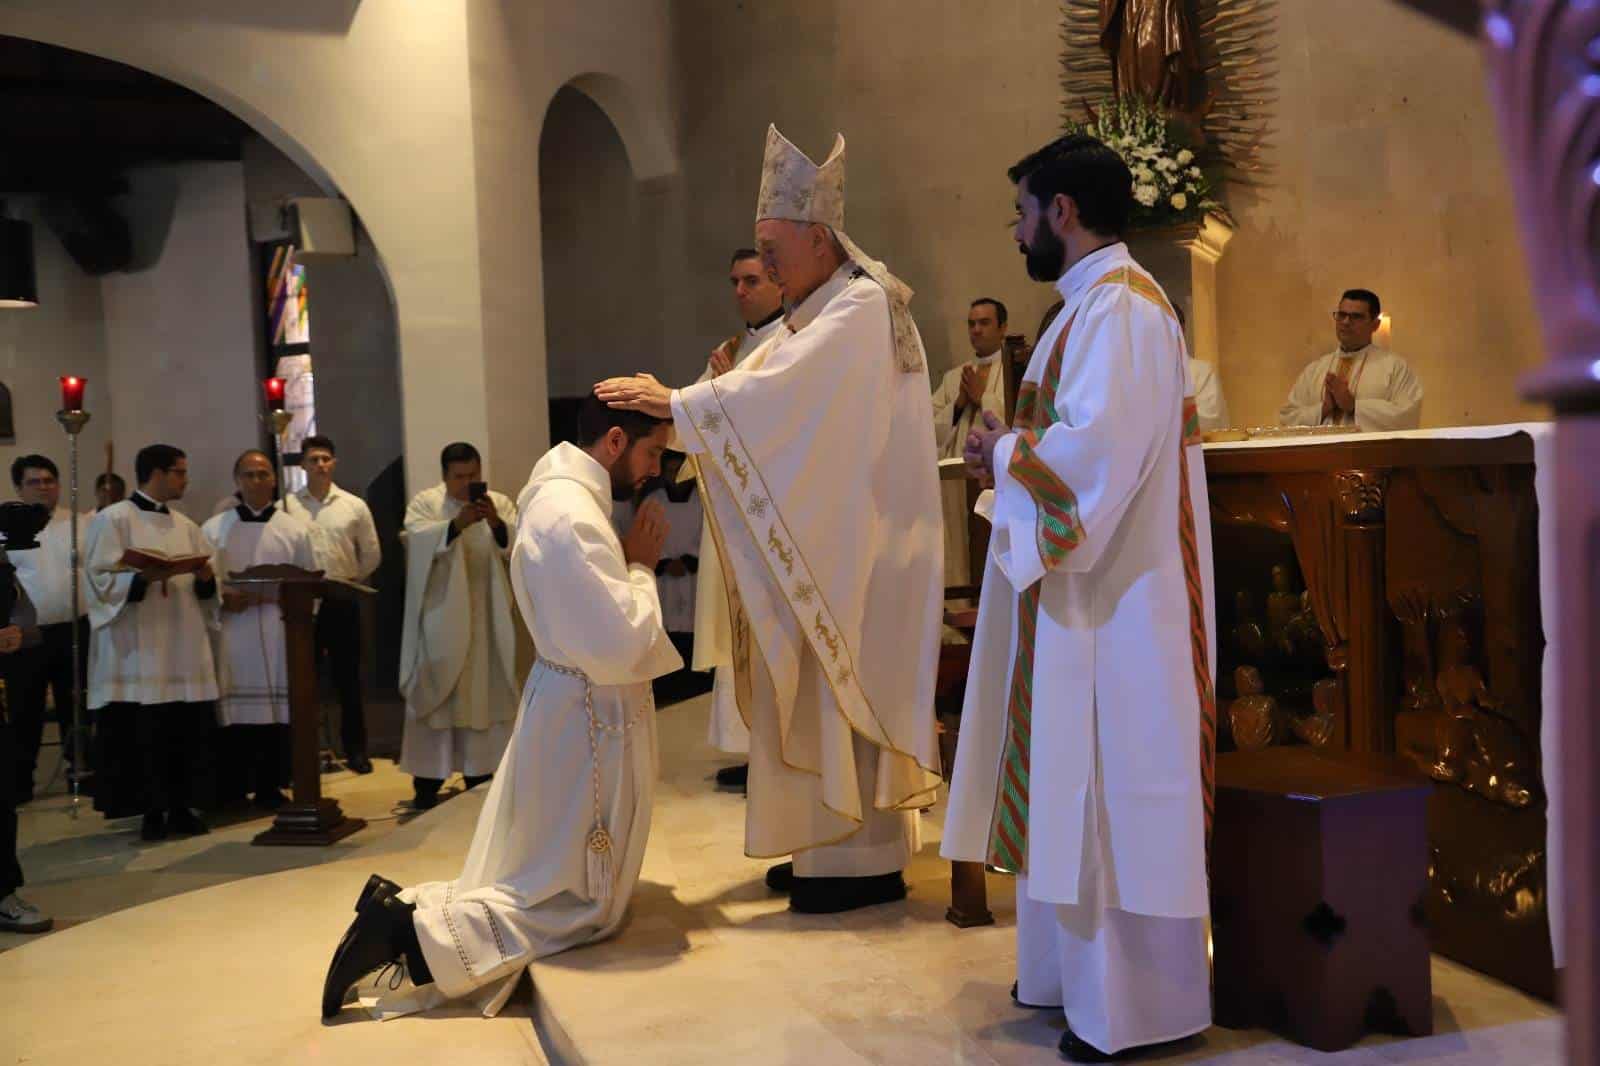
[
  {"xmin": 790, "ymin": 871, "xmax": 907, "ymax": 914},
  {"xmin": 1010, "ymin": 981, "xmax": 1054, "ymax": 1010},
  {"xmin": 765, "ymin": 861, "xmax": 795, "ymax": 893},
  {"xmin": 347, "ymin": 755, "xmax": 374, "ymax": 775},
  {"xmin": 1058, "ymin": 1023, "xmax": 1115, "ymax": 1063},
  {"xmin": 253, "ymin": 789, "xmax": 289, "ymax": 811},
  {"xmin": 714, "ymin": 764, "xmax": 748, "ymax": 789},
  {"xmin": 140, "ymin": 812, "xmax": 168, "ymax": 841},
  {"xmin": 168, "ymin": 808, "xmax": 209, "ymax": 836},
  {"xmin": 355, "ymin": 874, "xmax": 403, "ymax": 912},
  {"xmin": 322, "ymin": 890, "xmax": 417, "ymax": 1019}
]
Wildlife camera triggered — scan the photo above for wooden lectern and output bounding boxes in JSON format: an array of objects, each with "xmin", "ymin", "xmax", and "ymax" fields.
[{"xmin": 228, "ymin": 563, "xmax": 373, "ymax": 847}]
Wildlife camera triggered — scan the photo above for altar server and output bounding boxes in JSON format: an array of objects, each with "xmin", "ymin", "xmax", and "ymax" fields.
[
  {"xmin": 321, "ymin": 396, "xmax": 678, "ymax": 1020},
  {"xmin": 398, "ymin": 443, "xmax": 519, "ymax": 809},
  {"xmin": 946, "ymin": 134, "xmax": 1215, "ymax": 1062},
  {"xmin": 86, "ymin": 444, "xmax": 220, "ymax": 840},
  {"xmin": 598, "ymin": 126, "xmax": 944, "ymax": 914},
  {"xmin": 202, "ymin": 450, "xmax": 318, "ymax": 810}
]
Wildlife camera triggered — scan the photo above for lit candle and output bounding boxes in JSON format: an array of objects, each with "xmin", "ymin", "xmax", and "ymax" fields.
[
  {"xmin": 1375, "ymin": 313, "xmax": 1393, "ymax": 349},
  {"xmin": 263, "ymin": 376, "xmax": 286, "ymax": 411},
  {"xmin": 59, "ymin": 375, "xmax": 86, "ymax": 412}
]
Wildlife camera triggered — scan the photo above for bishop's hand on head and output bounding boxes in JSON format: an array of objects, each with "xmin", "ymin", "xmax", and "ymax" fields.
[
  {"xmin": 622, "ymin": 499, "xmax": 669, "ymax": 572},
  {"xmin": 595, "ymin": 373, "xmax": 673, "ymax": 420}
]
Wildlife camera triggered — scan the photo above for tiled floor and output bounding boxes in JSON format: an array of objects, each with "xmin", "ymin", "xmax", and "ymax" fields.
[{"xmin": 0, "ymin": 696, "xmax": 1564, "ymax": 1065}]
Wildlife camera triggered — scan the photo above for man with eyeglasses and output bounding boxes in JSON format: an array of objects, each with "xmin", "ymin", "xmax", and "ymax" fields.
[{"xmin": 1279, "ymin": 289, "xmax": 1422, "ymax": 430}]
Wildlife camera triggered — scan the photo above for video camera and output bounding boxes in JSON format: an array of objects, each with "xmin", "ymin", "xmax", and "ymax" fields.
[{"xmin": 0, "ymin": 501, "xmax": 51, "ymax": 627}]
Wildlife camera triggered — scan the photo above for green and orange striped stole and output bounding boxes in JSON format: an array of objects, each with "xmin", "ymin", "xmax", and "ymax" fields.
[{"xmin": 985, "ymin": 267, "xmax": 1218, "ymax": 873}]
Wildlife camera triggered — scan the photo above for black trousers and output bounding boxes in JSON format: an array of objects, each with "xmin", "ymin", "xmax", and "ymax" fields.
[
  {"xmin": 220, "ymin": 724, "xmax": 289, "ymax": 801},
  {"xmin": 9, "ymin": 619, "xmax": 90, "ymax": 796},
  {"xmin": 315, "ymin": 598, "xmax": 368, "ymax": 759},
  {"xmin": 97, "ymin": 702, "xmax": 217, "ymax": 817},
  {"xmin": 0, "ymin": 716, "xmax": 22, "ymax": 898}
]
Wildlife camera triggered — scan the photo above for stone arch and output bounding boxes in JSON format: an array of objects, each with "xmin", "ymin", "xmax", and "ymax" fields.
[{"xmin": 560, "ymin": 71, "xmax": 678, "ymax": 182}]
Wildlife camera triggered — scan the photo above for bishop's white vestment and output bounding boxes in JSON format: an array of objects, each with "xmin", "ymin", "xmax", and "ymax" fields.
[
  {"xmin": 1278, "ymin": 345, "xmax": 1422, "ymax": 430},
  {"xmin": 931, "ymin": 351, "xmax": 1010, "ymax": 590},
  {"xmin": 201, "ymin": 504, "xmax": 319, "ymax": 726},
  {"xmin": 387, "ymin": 443, "xmax": 681, "ymax": 1018},
  {"xmin": 398, "ymin": 485, "xmax": 519, "ymax": 780},
  {"xmin": 671, "ymin": 263, "xmax": 944, "ymax": 877},
  {"xmin": 692, "ymin": 312, "xmax": 787, "ymax": 755},
  {"xmin": 942, "ymin": 243, "xmax": 1216, "ymax": 1054}
]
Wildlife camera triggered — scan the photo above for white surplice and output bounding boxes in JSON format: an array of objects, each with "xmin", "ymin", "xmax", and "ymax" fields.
[
  {"xmin": 10, "ymin": 507, "xmax": 91, "ymax": 626},
  {"xmin": 391, "ymin": 443, "xmax": 681, "ymax": 1018},
  {"xmin": 942, "ymin": 243, "xmax": 1213, "ymax": 1053},
  {"xmin": 201, "ymin": 505, "xmax": 319, "ymax": 726},
  {"xmin": 1188, "ymin": 357, "xmax": 1230, "ymax": 431},
  {"xmin": 398, "ymin": 485, "xmax": 520, "ymax": 779},
  {"xmin": 85, "ymin": 497, "xmax": 219, "ymax": 710},
  {"xmin": 692, "ymin": 312, "xmax": 786, "ymax": 755},
  {"xmin": 931, "ymin": 351, "xmax": 1010, "ymax": 589},
  {"xmin": 1278, "ymin": 345, "xmax": 1423, "ymax": 430},
  {"xmin": 671, "ymin": 262, "xmax": 943, "ymax": 875}
]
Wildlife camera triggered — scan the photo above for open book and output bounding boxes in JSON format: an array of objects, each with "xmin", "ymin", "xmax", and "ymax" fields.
[{"xmin": 117, "ymin": 547, "xmax": 210, "ymax": 576}]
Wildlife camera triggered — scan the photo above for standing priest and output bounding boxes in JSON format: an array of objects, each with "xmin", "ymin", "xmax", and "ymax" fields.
[
  {"xmin": 85, "ymin": 444, "xmax": 220, "ymax": 840},
  {"xmin": 202, "ymin": 450, "xmax": 318, "ymax": 811},
  {"xmin": 321, "ymin": 396, "xmax": 679, "ymax": 1021},
  {"xmin": 398, "ymin": 443, "xmax": 519, "ymax": 810},
  {"xmin": 598, "ymin": 126, "xmax": 944, "ymax": 914},
  {"xmin": 945, "ymin": 134, "xmax": 1215, "ymax": 1062}
]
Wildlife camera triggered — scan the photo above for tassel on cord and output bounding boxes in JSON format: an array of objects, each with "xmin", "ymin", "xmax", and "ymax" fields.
[{"xmin": 586, "ymin": 825, "xmax": 615, "ymax": 910}]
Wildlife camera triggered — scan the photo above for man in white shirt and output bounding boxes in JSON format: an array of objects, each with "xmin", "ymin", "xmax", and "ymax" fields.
[
  {"xmin": 1172, "ymin": 303, "xmax": 1230, "ymax": 431},
  {"xmin": 6, "ymin": 455, "xmax": 89, "ymax": 802},
  {"xmin": 285, "ymin": 434, "xmax": 382, "ymax": 774},
  {"xmin": 85, "ymin": 444, "xmax": 220, "ymax": 840},
  {"xmin": 696, "ymin": 249, "xmax": 787, "ymax": 790},
  {"xmin": 1279, "ymin": 289, "xmax": 1423, "ymax": 430}
]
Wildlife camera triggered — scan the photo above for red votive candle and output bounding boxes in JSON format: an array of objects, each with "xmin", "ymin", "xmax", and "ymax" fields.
[
  {"xmin": 60, "ymin": 375, "xmax": 86, "ymax": 412},
  {"xmin": 263, "ymin": 376, "xmax": 286, "ymax": 411}
]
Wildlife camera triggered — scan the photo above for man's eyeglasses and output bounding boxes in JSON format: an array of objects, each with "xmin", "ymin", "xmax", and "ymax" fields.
[{"xmin": 1331, "ymin": 311, "xmax": 1371, "ymax": 323}]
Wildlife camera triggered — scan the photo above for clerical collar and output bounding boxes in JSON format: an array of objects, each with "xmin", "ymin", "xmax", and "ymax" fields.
[
  {"xmin": 974, "ymin": 350, "xmax": 1000, "ymax": 366},
  {"xmin": 236, "ymin": 503, "xmax": 276, "ymax": 523},
  {"xmin": 131, "ymin": 491, "xmax": 170, "ymax": 515},
  {"xmin": 746, "ymin": 307, "xmax": 784, "ymax": 333},
  {"xmin": 1336, "ymin": 344, "xmax": 1373, "ymax": 359},
  {"xmin": 1056, "ymin": 241, "xmax": 1128, "ymax": 303}
]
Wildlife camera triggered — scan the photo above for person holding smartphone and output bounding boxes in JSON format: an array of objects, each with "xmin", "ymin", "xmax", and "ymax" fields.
[{"xmin": 397, "ymin": 442, "xmax": 519, "ymax": 811}]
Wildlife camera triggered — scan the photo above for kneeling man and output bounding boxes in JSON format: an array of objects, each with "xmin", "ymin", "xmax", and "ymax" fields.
[{"xmin": 322, "ymin": 394, "xmax": 681, "ymax": 1020}]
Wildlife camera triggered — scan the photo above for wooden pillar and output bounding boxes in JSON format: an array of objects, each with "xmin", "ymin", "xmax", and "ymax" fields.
[{"xmin": 1338, "ymin": 470, "xmax": 1391, "ymax": 753}]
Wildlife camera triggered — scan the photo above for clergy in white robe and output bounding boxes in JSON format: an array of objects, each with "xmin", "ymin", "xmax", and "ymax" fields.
[
  {"xmin": 1279, "ymin": 289, "xmax": 1422, "ymax": 430},
  {"xmin": 931, "ymin": 299, "xmax": 1013, "ymax": 590},
  {"xmin": 398, "ymin": 442, "xmax": 519, "ymax": 809},
  {"xmin": 693, "ymin": 250, "xmax": 787, "ymax": 762},
  {"xmin": 201, "ymin": 450, "xmax": 319, "ymax": 809},
  {"xmin": 944, "ymin": 138, "xmax": 1214, "ymax": 1060},
  {"xmin": 320, "ymin": 401, "xmax": 679, "ymax": 1021},
  {"xmin": 598, "ymin": 126, "xmax": 944, "ymax": 914},
  {"xmin": 7, "ymin": 453, "xmax": 92, "ymax": 797},
  {"xmin": 85, "ymin": 444, "xmax": 220, "ymax": 837},
  {"xmin": 1188, "ymin": 357, "xmax": 1230, "ymax": 431}
]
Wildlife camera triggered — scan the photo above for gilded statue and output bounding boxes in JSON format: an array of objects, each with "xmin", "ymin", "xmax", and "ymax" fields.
[
  {"xmin": 1098, "ymin": 0, "xmax": 1204, "ymax": 112},
  {"xmin": 1292, "ymin": 677, "xmax": 1338, "ymax": 748}
]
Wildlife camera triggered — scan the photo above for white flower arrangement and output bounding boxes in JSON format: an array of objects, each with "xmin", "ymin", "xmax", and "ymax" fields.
[{"xmin": 1067, "ymin": 97, "xmax": 1225, "ymax": 230}]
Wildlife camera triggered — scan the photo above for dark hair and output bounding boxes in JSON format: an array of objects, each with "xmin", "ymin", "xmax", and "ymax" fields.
[
  {"xmin": 136, "ymin": 444, "xmax": 186, "ymax": 484},
  {"xmin": 576, "ymin": 392, "xmax": 669, "ymax": 448},
  {"xmin": 1008, "ymin": 134, "xmax": 1133, "ymax": 238},
  {"xmin": 10, "ymin": 454, "xmax": 58, "ymax": 488},
  {"xmin": 969, "ymin": 298, "xmax": 1008, "ymax": 327},
  {"xmin": 233, "ymin": 449, "xmax": 274, "ymax": 477},
  {"xmin": 730, "ymin": 248, "xmax": 761, "ymax": 269},
  {"xmin": 1340, "ymin": 289, "xmax": 1381, "ymax": 318},
  {"xmin": 439, "ymin": 442, "xmax": 481, "ymax": 474},
  {"xmin": 95, "ymin": 472, "xmax": 126, "ymax": 492},
  {"xmin": 301, "ymin": 434, "xmax": 336, "ymax": 457}
]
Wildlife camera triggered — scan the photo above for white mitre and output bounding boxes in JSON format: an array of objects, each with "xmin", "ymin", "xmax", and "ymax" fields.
[{"xmin": 757, "ymin": 125, "xmax": 925, "ymax": 374}]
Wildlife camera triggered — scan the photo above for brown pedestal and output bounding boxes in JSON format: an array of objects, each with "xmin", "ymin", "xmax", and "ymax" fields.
[
  {"xmin": 1211, "ymin": 749, "xmax": 1433, "ymax": 1052},
  {"xmin": 228, "ymin": 565, "xmax": 371, "ymax": 847}
]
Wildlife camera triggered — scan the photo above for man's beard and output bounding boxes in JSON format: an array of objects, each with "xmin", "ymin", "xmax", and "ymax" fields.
[
  {"xmin": 1022, "ymin": 218, "xmax": 1066, "ymax": 282},
  {"xmin": 609, "ymin": 464, "xmax": 636, "ymax": 502}
]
